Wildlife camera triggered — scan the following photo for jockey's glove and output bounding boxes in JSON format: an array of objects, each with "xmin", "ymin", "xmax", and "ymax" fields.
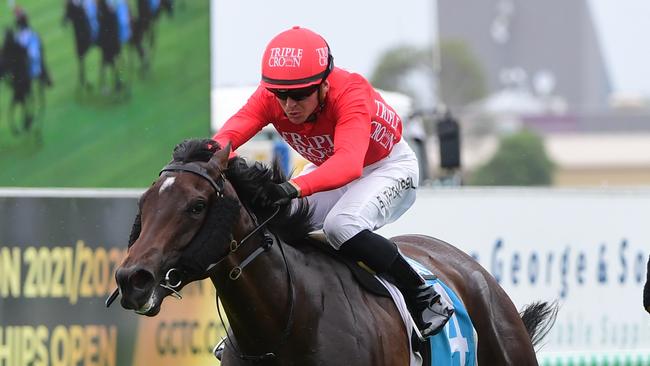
[{"xmin": 265, "ymin": 181, "xmax": 300, "ymax": 207}]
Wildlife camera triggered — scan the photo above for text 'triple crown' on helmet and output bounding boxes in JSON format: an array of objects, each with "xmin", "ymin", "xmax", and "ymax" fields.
[{"xmin": 261, "ymin": 26, "xmax": 333, "ymax": 89}]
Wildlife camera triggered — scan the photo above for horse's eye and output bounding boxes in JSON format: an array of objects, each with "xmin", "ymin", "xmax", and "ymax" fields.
[{"xmin": 189, "ymin": 201, "xmax": 206, "ymax": 215}]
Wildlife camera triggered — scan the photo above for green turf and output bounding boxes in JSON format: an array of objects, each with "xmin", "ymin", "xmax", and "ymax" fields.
[{"xmin": 0, "ymin": 0, "xmax": 211, "ymax": 187}]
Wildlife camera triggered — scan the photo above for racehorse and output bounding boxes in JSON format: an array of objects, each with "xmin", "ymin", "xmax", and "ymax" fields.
[
  {"xmin": 131, "ymin": 0, "xmax": 173, "ymax": 74},
  {"xmin": 96, "ymin": 0, "xmax": 132, "ymax": 95},
  {"xmin": 111, "ymin": 139, "xmax": 558, "ymax": 365},
  {"xmin": 63, "ymin": 0, "xmax": 100, "ymax": 91},
  {"xmin": 1, "ymin": 27, "xmax": 51, "ymax": 138}
]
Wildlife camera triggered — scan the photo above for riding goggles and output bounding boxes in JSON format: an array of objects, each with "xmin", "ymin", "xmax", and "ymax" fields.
[{"xmin": 267, "ymin": 84, "xmax": 320, "ymax": 101}]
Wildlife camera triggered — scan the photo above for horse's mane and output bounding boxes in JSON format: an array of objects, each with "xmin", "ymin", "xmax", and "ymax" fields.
[{"xmin": 172, "ymin": 139, "xmax": 314, "ymax": 244}]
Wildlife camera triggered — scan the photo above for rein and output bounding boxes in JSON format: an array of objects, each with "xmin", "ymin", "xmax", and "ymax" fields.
[{"xmin": 106, "ymin": 159, "xmax": 297, "ymax": 362}]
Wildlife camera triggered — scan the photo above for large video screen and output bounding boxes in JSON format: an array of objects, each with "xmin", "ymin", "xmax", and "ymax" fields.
[{"xmin": 0, "ymin": 0, "xmax": 210, "ymax": 187}]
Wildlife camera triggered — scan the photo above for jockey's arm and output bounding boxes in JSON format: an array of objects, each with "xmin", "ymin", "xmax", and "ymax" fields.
[
  {"xmin": 291, "ymin": 88, "xmax": 371, "ymax": 196},
  {"xmin": 212, "ymin": 87, "xmax": 269, "ymax": 151}
]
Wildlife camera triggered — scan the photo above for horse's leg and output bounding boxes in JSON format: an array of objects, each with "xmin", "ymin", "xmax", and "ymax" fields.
[
  {"xmin": 37, "ymin": 80, "xmax": 45, "ymax": 115},
  {"xmin": 23, "ymin": 90, "xmax": 35, "ymax": 133},
  {"xmin": 99, "ymin": 58, "xmax": 105, "ymax": 93},
  {"xmin": 78, "ymin": 55, "xmax": 87, "ymax": 91},
  {"xmin": 119, "ymin": 49, "xmax": 132, "ymax": 99},
  {"xmin": 8, "ymin": 97, "xmax": 19, "ymax": 136},
  {"xmin": 135, "ymin": 35, "xmax": 146, "ymax": 72},
  {"xmin": 148, "ymin": 26, "xmax": 157, "ymax": 69},
  {"xmin": 100, "ymin": 59, "xmax": 115, "ymax": 95},
  {"xmin": 148, "ymin": 25, "xmax": 155, "ymax": 52},
  {"xmin": 143, "ymin": 30, "xmax": 152, "ymax": 73},
  {"xmin": 35, "ymin": 80, "xmax": 46, "ymax": 139},
  {"xmin": 112, "ymin": 59, "xmax": 122, "ymax": 93},
  {"xmin": 31, "ymin": 83, "xmax": 43, "ymax": 143}
]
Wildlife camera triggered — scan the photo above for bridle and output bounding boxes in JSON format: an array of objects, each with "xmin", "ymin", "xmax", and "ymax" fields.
[{"xmin": 105, "ymin": 159, "xmax": 296, "ymax": 362}]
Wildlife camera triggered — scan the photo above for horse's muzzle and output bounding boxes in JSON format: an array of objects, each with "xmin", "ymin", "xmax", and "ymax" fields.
[{"xmin": 115, "ymin": 266, "xmax": 156, "ymax": 310}]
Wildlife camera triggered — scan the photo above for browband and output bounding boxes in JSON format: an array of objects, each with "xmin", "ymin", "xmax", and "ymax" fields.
[{"xmin": 160, "ymin": 162, "xmax": 224, "ymax": 195}]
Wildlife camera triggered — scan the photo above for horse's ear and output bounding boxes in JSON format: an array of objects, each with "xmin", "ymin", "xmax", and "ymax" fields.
[{"xmin": 209, "ymin": 142, "xmax": 231, "ymax": 170}]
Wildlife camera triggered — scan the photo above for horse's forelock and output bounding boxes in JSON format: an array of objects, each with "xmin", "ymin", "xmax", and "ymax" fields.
[{"xmin": 172, "ymin": 138, "xmax": 220, "ymax": 163}]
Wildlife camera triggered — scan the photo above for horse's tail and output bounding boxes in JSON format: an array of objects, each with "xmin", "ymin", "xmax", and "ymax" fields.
[{"xmin": 519, "ymin": 301, "xmax": 559, "ymax": 349}]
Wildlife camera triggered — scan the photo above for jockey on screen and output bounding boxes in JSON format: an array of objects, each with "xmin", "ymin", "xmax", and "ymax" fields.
[
  {"xmin": 14, "ymin": 6, "xmax": 52, "ymax": 86},
  {"xmin": 212, "ymin": 26, "xmax": 453, "ymax": 338}
]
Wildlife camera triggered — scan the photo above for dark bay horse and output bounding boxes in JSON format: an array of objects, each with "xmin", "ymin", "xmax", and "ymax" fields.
[
  {"xmin": 131, "ymin": 0, "xmax": 173, "ymax": 73},
  {"xmin": 97, "ymin": 0, "xmax": 131, "ymax": 94},
  {"xmin": 111, "ymin": 139, "xmax": 557, "ymax": 365},
  {"xmin": 63, "ymin": 0, "xmax": 100, "ymax": 91}
]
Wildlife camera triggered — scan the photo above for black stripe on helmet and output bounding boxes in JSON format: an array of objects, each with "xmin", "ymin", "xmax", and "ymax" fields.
[{"xmin": 262, "ymin": 53, "xmax": 334, "ymax": 86}]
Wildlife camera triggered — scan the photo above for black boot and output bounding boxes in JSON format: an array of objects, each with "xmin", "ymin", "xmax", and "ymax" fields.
[
  {"xmin": 339, "ymin": 230, "xmax": 453, "ymax": 338},
  {"xmin": 643, "ymin": 258, "xmax": 650, "ymax": 313},
  {"xmin": 388, "ymin": 254, "xmax": 454, "ymax": 338}
]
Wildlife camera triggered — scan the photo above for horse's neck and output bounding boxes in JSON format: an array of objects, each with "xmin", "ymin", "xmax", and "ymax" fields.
[{"xmin": 211, "ymin": 216, "xmax": 304, "ymax": 350}]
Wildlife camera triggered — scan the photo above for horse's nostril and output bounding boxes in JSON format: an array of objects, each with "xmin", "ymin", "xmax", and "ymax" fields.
[{"xmin": 129, "ymin": 269, "xmax": 155, "ymax": 291}]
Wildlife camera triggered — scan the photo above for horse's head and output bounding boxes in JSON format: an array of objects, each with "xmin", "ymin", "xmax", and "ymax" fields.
[{"xmin": 115, "ymin": 139, "xmax": 243, "ymax": 316}]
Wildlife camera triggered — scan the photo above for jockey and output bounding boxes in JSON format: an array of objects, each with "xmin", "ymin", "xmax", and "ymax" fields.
[
  {"xmin": 14, "ymin": 6, "xmax": 52, "ymax": 86},
  {"xmin": 213, "ymin": 26, "xmax": 453, "ymax": 338}
]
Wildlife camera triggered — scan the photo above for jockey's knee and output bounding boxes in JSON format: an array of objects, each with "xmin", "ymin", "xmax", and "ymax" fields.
[{"xmin": 323, "ymin": 212, "xmax": 369, "ymax": 249}]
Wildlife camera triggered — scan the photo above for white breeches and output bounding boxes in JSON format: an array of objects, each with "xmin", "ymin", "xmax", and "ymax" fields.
[{"xmin": 296, "ymin": 139, "xmax": 419, "ymax": 248}]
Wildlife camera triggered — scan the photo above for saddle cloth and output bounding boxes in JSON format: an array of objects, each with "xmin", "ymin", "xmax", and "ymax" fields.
[{"xmin": 376, "ymin": 257, "xmax": 478, "ymax": 366}]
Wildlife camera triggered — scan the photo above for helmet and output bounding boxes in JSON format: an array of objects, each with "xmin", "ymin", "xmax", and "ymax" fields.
[
  {"xmin": 260, "ymin": 26, "xmax": 333, "ymax": 89},
  {"xmin": 14, "ymin": 6, "xmax": 28, "ymax": 28}
]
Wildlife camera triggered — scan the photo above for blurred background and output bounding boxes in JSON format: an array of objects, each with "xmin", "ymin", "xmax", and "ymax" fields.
[{"xmin": 0, "ymin": 1, "xmax": 648, "ymax": 365}]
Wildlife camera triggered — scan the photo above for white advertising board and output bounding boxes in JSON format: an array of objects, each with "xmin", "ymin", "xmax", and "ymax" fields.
[{"xmin": 378, "ymin": 187, "xmax": 650, "ymax": 364}]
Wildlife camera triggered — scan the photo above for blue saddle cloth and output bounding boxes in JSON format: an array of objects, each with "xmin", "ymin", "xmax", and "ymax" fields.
[
  {"xmin": 116, "ymin": 0, "xmax": 131, "ymax": 44},
  {"xmin": 107, "ymin": 0, "xmax": 131, "ymax": 44},
  {"xmin": 406, "ymin": 258, "xmax": 478, "ymax": 366},
  {"xmin": 149, "ymin": 0, "xmax": 161, "ymax": 13},
  {"xmin": 15, "ymin": 29, "xmax": 42, "ymax": 79},
  {"xmin": 83, "ymin": 0, "xmax": 99, "ymax": 43}
]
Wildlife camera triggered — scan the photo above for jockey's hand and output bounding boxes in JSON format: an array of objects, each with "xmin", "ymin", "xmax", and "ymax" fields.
[{"xmin": 263, "ymin": 181, "xmax": 299, "ymax": 207}]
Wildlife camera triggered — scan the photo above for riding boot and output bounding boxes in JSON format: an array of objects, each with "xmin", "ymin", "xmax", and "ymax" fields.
[
  {"xmin": 388, "ymin": 254, "xmax": 454, "ymax": 338},
  {"xmin": 339, "ymin": 230, "xmax": 454, "ymax": 338},
  {"xmin": 643, "ymin": 258, "xmax": 650, "ymax": 313}
]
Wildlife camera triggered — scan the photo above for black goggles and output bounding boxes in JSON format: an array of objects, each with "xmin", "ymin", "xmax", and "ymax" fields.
[{"xmin": 267, "ymin": 84, "xmax": 320, "ymax": 101}]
